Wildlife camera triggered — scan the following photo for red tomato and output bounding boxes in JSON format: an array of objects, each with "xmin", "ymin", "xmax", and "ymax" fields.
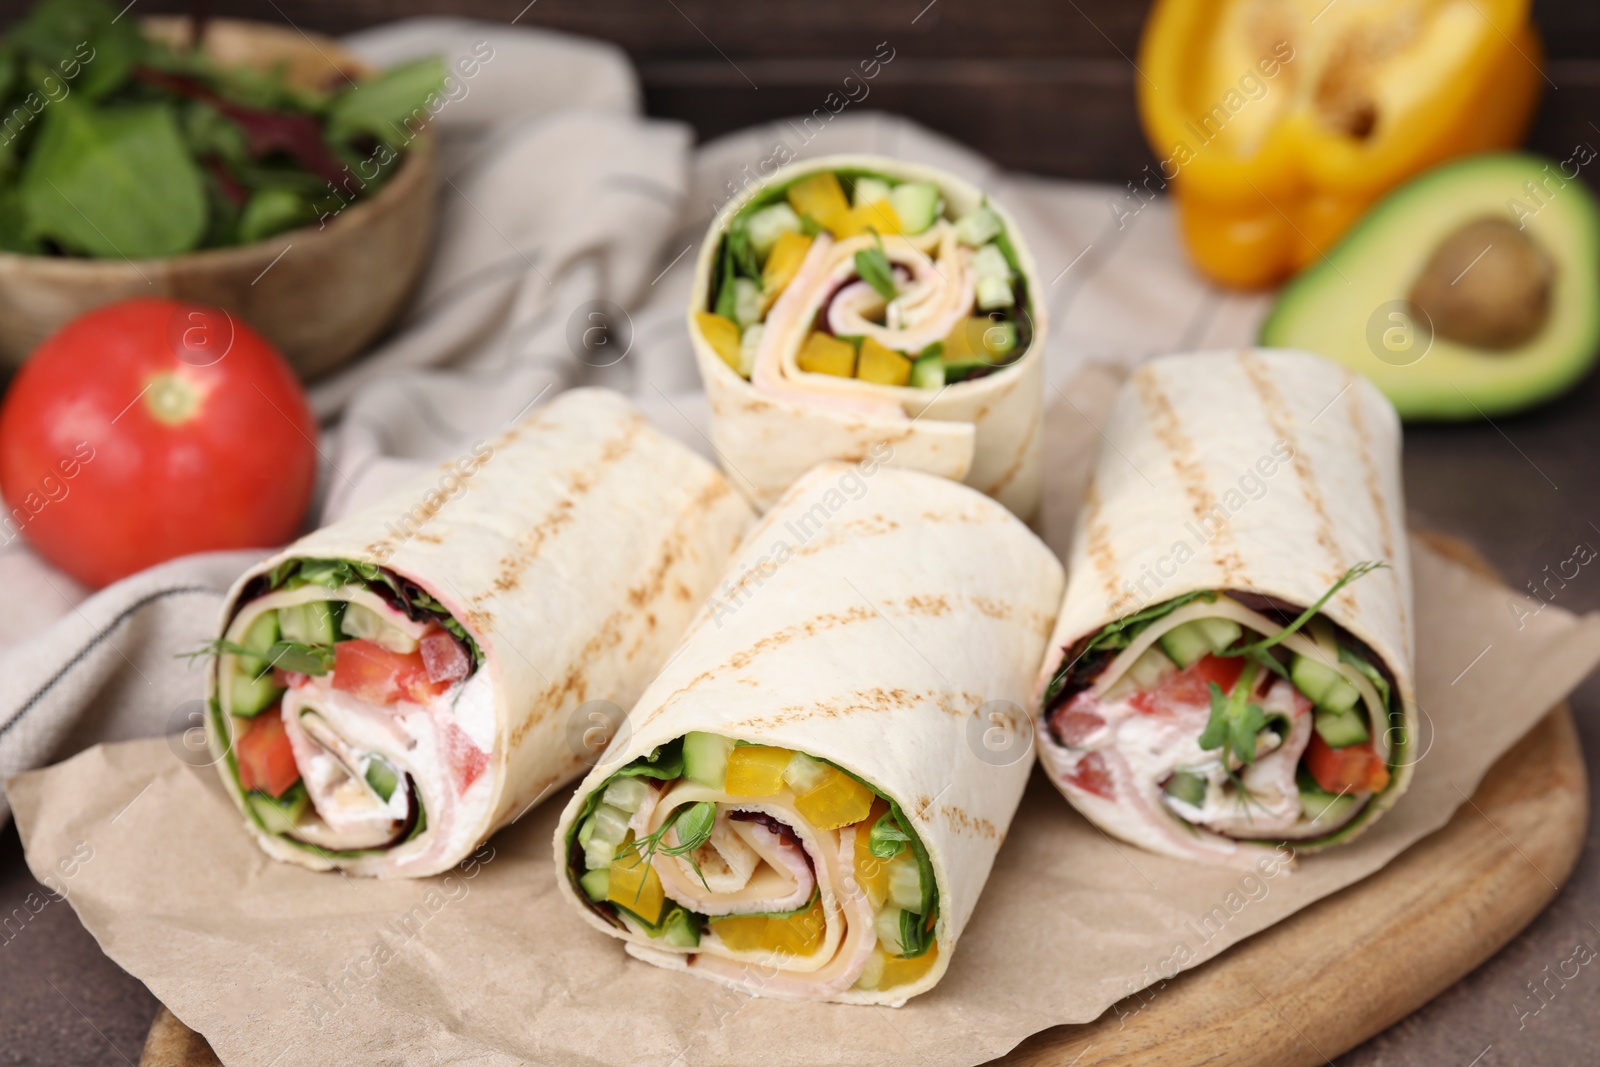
[
  {"xmin": 1065, "ymin": 751, "xmax": 1115, "ymax": 798},
  {"xmin": 1305, "ymin": 734, "xmax": 1392, "ymax": 794},
  {"xmin": 332, "ymin": 639, "xmax": 451, "ymax": 705},
  {"xmin": 0, "ymin": 299, "xmax": 315, "ymax": 588},
  {"xmin": 1132, "ymin": 653, "xmax": 1245, "ymax": 716},
  {"xmin": 235, "ymin": 712, "xmax": 300, "ymax": 798},
  {"xmin": 441, "ymin": 722, "xmax": 489, "ymax": 794},
  {"xmin": 1052, "ymin": 704, "xmax": 1106, "ymax": 747},
  {"xmin": 419, "ymin": 627, "xmax": 469, "ymax": 684}
]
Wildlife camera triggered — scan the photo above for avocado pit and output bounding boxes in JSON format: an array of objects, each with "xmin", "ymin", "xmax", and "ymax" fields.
[{"xmin": 1407, "ymin": 217, "xmax": 1554, "ymax": 350}]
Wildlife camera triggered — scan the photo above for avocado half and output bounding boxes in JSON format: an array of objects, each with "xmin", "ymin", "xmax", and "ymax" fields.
[{"xmin": 1260, "ymin": 153, "xmax": 1600, "ymax": 420}]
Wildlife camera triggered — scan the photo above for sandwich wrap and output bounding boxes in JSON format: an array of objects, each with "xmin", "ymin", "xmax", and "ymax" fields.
[
  {"xmin": 205, "ymin": 389, "xmax": 754, "ymax": 877},
  {"xmin": 1036, "ymin": 349, "xmax": 1416, "ymax": 867},
  {"xmin": 554, "ymin": 461, "xmax": 1065, "ymax": 1004},
  {"xmin": 688, "ymin": 154, "xmax": 1047, "ymax": 519}
]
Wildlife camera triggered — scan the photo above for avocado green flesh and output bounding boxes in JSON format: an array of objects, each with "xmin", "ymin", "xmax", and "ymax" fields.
[{"xmin": 1260, "ymin": 153, "xmax": 1600, "ymax": 419}]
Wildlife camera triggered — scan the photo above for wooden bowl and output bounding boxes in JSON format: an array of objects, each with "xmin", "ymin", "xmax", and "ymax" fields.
[{"xmin": 0, "ymin": 17, "xmax": 436, "ymax": 381}]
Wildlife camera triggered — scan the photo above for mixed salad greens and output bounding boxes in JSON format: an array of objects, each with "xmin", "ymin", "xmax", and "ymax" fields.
[
  {"xmin": 697, "ymin": 166, "xmax": 1033, "ymax": 390},
  {"xmin": 1041, "ymin": 563, "xmax": 1405, "ymax": 847},
  {"xmin": 0, "ymin": 0, "xmax": 442, "ymax": 257},
  {"xmin": 202, "ymin": 558, "xmax": 480, "ymax": 858},
  {"xmin": 565, "ymin": 733, "xmax": 941, "ymax": 993}
]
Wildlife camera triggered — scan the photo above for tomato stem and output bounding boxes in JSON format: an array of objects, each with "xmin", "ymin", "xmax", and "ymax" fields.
[{"xmin": 144, "ymin": 371, "xmax": 201, "ymax": 425}]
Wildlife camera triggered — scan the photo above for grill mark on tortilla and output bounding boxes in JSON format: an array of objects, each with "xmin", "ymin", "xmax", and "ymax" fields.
[
  {"xmin": 721, "ymin": 686, "xmax": 962, "ymax": 729},
  {"xmin": 648, "ymin": 604, "xmax": 884, "ymax": 715},
  {"xmin": 366, "ymin": 407, "xmax": 567, "ymax": 562},
  {"xmin": 460, "ymin": 605, "xmax": 496, "ymax": 635},
  {"xmin": 980, "ymin": 392, "xmax": 1041, "ymax": 498},
  {"xmin": 506, "ymin": 468, "xmax": 728, "ymax": 748},
  {"xmin": 722, "ymin": 607, "xmax": 875, "ymax": 672},
  {"xmin": 917, "ymin": 508, "xmax": 1002, "ymax": 526},
  {"xmin": 723, "ymin": 687, "xmax": 934, "ymax": 729},
  {"xmin": 968, "ymin": 595, "xmax": 1011, "ymax": 621},
  {"xmin": 1237, "ymin": 351, "xmax": 1345, "ymax": 593},
  {"xmin": 491, "ymin": 415, "xmax": 646, "ymax": 595},
  {"xmin": 893, "ymin": 594, "xmax": 951, "ymax": 616},
  {"xmin": 360, "ymin": 479, "xmax": 460, "ymax": 560},
  {"xmin": 1344, "ymin": 386, "xmax": 1410, "ymax": 656},
  {"xmin": 1079, "ymin": 478, "xmax": 1122, "ymax": 610},
  {"xmin": 791, "ymin": 515, "xmax": 903, "ymax": 559},
  {"xmin": 1136, "ymin": 369, "xmax": 1246, "ymax": 584},
  {"xmin": 938, "ymin": 803, "xmax": 997, "ymax": 840}
]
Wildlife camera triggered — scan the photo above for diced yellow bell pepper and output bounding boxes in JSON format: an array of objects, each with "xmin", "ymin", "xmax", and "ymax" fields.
[
  {"xmin": 694, "ymin": 312, "xmax": 743, "ymax": 374},
  {"xmin": 796, "ymin": 332, "xmax": 857, "ymax": 378},
  {"xmin": 709, "ymin": 913, "xmax": 768, "ymax": 952},
  {"xmin": 879, "ymin": 941, "xmax": 939, "ymax": 989},
  {"xmin": 763, "ymin": 897, "xmax": 826, "ymax": 956},
  {"xmin": 711, "ymin": 898, "xmax": 828, "ymax": 958},
  {"xmin": 853, "ymin": 798, "xmax": 891, "ymax": 910},
  {"xmin": 786, "ymin": 172, "xmax": 851, "ymax": 232},
  {"xmin": 855, "ymin": 337, "xmax": 912, "ymax": 387},
  {"xmin": 760, "ymin": 231, "xmax": 813, "ymax": 309},
  {"xmin": 607, "ymin": 833, "xmax": 666, "ymax": 926},
  {"xmin": 724, "ymin": 744, "xmax": 795, "ymax": 796},
  {"xmin": 794, "ymin": 766, "xmax": 875, "ymax": 830},
  {"xmin": 942, "ymin": 317, "xmax": 1009, "ymax": 365},
  {"xmin": 831, "ymin": 199, "xmax": 902, "ymax": 240}
]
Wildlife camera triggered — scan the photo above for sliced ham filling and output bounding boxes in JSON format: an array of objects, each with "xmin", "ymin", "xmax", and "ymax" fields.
[
  {"xmin": 688, "ymin": 823, "xmax": 880, "ymax": 998},
  {"xmin": 752, "ymin": 221, "xmax": 975, "ymax": 417},
  {"xmin": 615, "ymin": 781, "xmax": 873, "ymax": 989}
]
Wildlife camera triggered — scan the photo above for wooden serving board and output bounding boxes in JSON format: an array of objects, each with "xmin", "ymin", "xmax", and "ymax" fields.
[{"xmin": 139, "ymin": 537, "xmax": 1590, "ymax": 1067}]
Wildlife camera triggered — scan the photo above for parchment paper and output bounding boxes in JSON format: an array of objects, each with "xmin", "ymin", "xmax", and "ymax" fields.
[{"xmin": 12, "ymin": 369, "xmax": 1600, "ymax": 1067}]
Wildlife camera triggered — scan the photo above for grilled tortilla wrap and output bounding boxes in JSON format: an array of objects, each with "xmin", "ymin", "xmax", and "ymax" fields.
[
  {"xmin": 688, "ymin": 154, "xmax": 1046, "ymax": 520},
  {"xmin": 554, "ymin": 462, "xmax": 1064, "ymax": 1004},
  {"xmin": 1036, "ymin": 350, "xmax": 1416, "ymax": 868},
  {"xmin": 206, "ymin": 389, "xmax": 753, "ymax": 877}
]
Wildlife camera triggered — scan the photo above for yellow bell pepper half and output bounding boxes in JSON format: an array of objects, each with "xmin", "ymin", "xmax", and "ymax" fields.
[{"xmin": 1136, "ymin": 0, "xmax": 1543, "ymax": 288}]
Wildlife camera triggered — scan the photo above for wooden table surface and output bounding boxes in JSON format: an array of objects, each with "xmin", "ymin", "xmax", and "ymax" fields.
[{"xmin": 3, "ymin": 2, "xmax": 1600, "ymax": 1064}]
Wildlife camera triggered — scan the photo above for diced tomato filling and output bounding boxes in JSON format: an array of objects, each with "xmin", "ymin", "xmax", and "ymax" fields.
[
  {"xmin": 1066, "ymin": 751, "xmax": 1115, "ymax": 798},
  {"xmin": 1053, "ymin": 705, "xmax": 1106, "ymax": 747},
  {"xmin": 331, "ymin": 639, "xmax": 452, "ymax": 705},
  {"xmin": 1305, "ymin": 734, "xmax": 1391, "ymax": 794},
  {"xmin": 1130, "ymin": 653, "xmax": 1244, "ymax": 716},
  {"xmin": 272, "ymin": 668, "xmax": 309, "ymax": 689},
  {"xmin": 441, "ymin": 722, "xmax": 489, "ymax": 794},
  {"xmin": 420, "ymin": 627, "xmax": 470, "ymax": 684},
  {"xmin": 235, "ymin": 711, "xmax": 300, "ymax": 798}
]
